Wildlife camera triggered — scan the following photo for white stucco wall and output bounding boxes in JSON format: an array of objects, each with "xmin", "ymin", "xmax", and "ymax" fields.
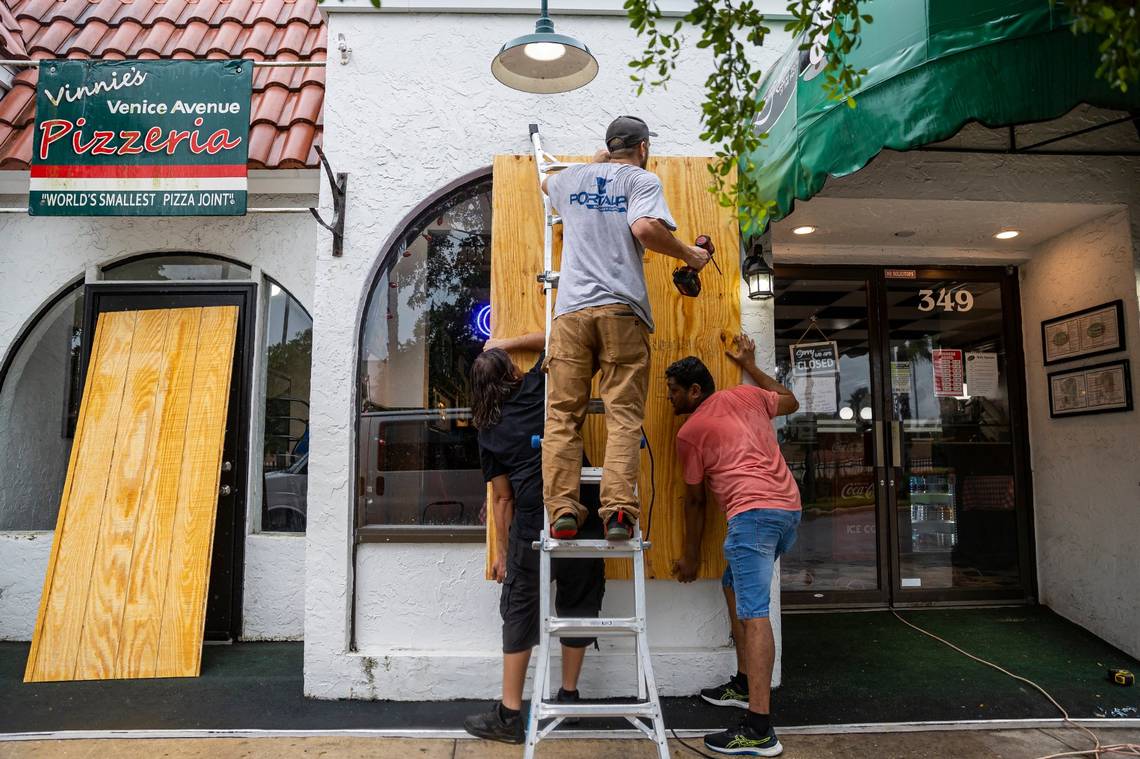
[
  {"xmin": 0, "ymin": 191, "xmax": 316, "ymax": 641},
  {"xmin": 305, "ymin": 9, "xmax": 794, "ymax": 699},
  {"xmin": 1019, "ymin": 209, "xmax": 1140, "ymax": 659}
]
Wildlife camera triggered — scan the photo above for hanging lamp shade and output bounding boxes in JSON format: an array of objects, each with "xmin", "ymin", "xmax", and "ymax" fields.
[{"xmin": 491, "ymin": 4, "xmax": 598, "ymax": 94}]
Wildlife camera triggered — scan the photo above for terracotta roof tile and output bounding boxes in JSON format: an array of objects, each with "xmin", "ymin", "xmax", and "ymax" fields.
[
  {"xmin": 0, "ymin": 1, "xmax": 26, "ymax": 58},
  {"xmin": 0, "ymin": 0, "xmax": 325, "ymax": 171}
]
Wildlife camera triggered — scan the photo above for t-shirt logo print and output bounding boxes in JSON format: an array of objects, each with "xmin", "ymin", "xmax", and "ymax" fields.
[{"xmin": 569, "ymin": 176, "xmax": 628, "ymax": 213}]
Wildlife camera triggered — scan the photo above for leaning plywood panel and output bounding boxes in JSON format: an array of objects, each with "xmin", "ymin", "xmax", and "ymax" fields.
[
  {"xmin": 155, "ymin": 306, "xmax": 237, "ymax": 678},
  {"xmin": 487, "ymin": 155, "xmax": 740, "ymax": 581},
  {"xmin": 24, "ymin": 311, "xmax": 136, "ymax": 682},
  {"xmin": 25, "ymin": 306, "xmax": 238, "ymax": 682},
  {"xmin": 115, "ymin": 308, "xmax": 202, "ymax": 678}
]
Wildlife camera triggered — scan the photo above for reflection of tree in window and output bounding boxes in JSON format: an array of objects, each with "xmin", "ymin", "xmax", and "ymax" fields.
[{"xmin": 356, "ymin": 179, "xmax": 492, "ymax": 529}]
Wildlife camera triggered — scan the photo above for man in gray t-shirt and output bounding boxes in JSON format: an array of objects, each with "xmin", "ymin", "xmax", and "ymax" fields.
[{"xmin": 540, "ymin": 115, "xmax": 710, "ymax": 542}]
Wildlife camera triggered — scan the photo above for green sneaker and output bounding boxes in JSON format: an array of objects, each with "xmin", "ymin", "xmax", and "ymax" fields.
[
  {"xmin": 551, "ymin": 514, "xmax": 578, "ymax": 539},
  {"xmin": 605, "ymin": 511, "xmax": 634, "ymax": 541},
  {"xmin": 703, "ymin": 722, "xmax": 782, "ymax": 756}
]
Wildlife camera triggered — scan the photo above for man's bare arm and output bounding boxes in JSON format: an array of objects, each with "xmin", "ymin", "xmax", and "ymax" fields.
[
  {"xmin": 489, "ymin": 475, "xmax": 514, "ymax": 583},
  {"xmin": 672, "ymin": 481, "xmax": 706, "ymax": 583},
  {"xmin": 726, "ymin": 335, "xmax": 799, "ymax": 416},
  {"xmin": 484, "ymin": 331, "xmax": 545, "ymax": 353},
  {"xmin": 630, "ymin": 217, "xmax": 710, "ymax": 271}
]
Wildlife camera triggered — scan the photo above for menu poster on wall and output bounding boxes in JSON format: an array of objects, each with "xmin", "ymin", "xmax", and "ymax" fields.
[
  {"xmin": 1042, "ymin": 300, "xmax": 1126, "ymax": 365},
  {"xmin": 932, "ymin": 349, "xmax": 964, "ymax": 397},
  {"xmin": 1048, "ymin": 359, "xmax": 1133, "ymax": 418},
  {"xmin": 965, "ymin": 352, "xmax": 999, "ymax": 398}
]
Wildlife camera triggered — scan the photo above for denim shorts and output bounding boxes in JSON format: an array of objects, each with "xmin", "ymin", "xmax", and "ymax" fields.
[{"xmin": 721, "ymin": 508, "xmax": 801, "ymax": 619}]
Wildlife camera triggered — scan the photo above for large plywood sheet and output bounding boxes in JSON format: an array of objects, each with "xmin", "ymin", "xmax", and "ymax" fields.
[
  {"xmin": 488, "ymin": 155, "xmax": 741, "ymax": 580},
  {"xmin": 25, "ymin": 305, "xmax": 238, "ymax": 682}
]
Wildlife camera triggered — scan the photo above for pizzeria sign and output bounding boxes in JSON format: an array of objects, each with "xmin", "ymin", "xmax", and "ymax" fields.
[{"xmin": 31, "ymin": 59, "xmax": 252, "ymax": 216}]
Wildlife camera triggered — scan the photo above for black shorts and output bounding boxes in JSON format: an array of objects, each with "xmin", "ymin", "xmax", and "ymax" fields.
[{"xmin": 500, "ymin": 509, "xmax": 605, "ymax": 653}]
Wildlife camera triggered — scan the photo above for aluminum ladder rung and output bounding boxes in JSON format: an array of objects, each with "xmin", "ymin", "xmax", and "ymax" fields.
[
  {"xmin": 533, "ymin": 537, "xmax": 651, "ymax": 557},
  {"xmin": 548, "ymin": 617, "xmax": 642, "ymax": 636},
  {"xmin": 535, "ymin": 701, "xmax": 659, "ymax": 720},
  {"xmin": 580, "ymin": 465, "xmax": 602, "ymax": 485}
]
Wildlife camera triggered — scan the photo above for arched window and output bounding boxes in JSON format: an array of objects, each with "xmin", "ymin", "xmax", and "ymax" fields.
[
  {"xmin": 262, "ymin": 278, "xmax": 312, "ymax": 532},
  {"xmin": 0, "ymin": 282, "xmax": 85, "ymax": 530},
  {"xmin": 103, "ymin": 253, "xmax": 252, "ymax": 282},
  {"xmin": 356, "ymin": 175, "xmax": 492, "ymax": 538}
]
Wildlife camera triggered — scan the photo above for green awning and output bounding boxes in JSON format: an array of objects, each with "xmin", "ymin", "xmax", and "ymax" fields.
[{"xmin": 745, "ymin": 0, "xmax": 1140, "ymax": 233}]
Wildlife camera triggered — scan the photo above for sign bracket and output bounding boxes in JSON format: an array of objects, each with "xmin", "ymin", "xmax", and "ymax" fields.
[{"xmin": 308, "ymin": 145, "xmax": 348, "ymax": 257}]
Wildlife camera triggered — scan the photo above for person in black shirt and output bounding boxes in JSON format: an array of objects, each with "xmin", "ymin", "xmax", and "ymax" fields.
[{"xmin": 462, "ymin": 331, "xmax": 605, "ymax": 745}]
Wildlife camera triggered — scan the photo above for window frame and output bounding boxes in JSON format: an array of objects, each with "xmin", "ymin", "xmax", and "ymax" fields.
[{"xmin": 354, "ymin": 170, "xmax": 493, "ymax": 543}]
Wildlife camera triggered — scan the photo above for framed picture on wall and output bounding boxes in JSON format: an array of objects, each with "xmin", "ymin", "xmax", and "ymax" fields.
[
  {"xmin": 1041, "ymin": 300, "xmax": 1125, "ymax": 365},
  {"xmin": 1047, "ymin": 359, "xmax": 1133, "ymax": 418}
]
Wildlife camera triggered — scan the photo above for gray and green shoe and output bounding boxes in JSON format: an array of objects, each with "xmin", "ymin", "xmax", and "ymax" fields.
[
  {"xmin": 700, "ymin": 674, "xmax": 749, "ymax": 709},
  {"xmin": 702, "ymin": 722, "xmax": 782, "ymax": 756}
]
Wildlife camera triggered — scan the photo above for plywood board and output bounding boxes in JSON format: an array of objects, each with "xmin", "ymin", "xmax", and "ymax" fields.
[
  {"xmin": 488, "ymin": 155, "xmax": 741, "ymax": 580},
  {"xmin": 25, "ymin": 305, "xmax": 238, "ymax": 682}
]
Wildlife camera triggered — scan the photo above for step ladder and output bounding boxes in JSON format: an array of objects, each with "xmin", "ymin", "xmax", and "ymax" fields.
[{"xmin": 523, "ymin": 125, "xmax": 670, "ymax": 759}]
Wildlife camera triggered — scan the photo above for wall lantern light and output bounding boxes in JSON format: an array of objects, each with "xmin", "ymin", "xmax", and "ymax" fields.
[
  {"xmin": 743, "ymin": 244, "xmax": 775, "ymax": 301},
  {"xmin": 491, "ymin": 0, "xmax": 598, "ymax": 94}
]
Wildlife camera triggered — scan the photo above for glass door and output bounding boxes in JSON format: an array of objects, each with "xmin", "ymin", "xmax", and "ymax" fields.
[
  {"xmin": 776, "ymin": 266, "xmax": 1034, "ymax": 607},
  {"xmin": 882, "ymin": 269, "xmax": 1032, "ymax": 603},
  {"xmin": 775, "ymin": 269, "xmax": 889, "ymax": 606}
]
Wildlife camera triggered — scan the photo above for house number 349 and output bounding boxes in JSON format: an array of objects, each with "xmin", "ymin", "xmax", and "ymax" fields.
[{"xmin": 918, "ymin": 288, "xmax": 974, "ymax": 312}]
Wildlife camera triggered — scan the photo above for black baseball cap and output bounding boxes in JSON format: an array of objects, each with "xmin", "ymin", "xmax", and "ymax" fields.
[{"xmin": 605, "ymin": 115, "xmax": 657, "ymax": 151}]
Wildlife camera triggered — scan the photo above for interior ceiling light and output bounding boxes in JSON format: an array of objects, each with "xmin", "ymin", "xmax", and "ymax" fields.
[
  {"xmin": 491, "ymin": 0, "xmax": 598, "ymax": 94},
  {"xmin": 994, "ymin": 229, "xmax": 1021, "ymax": 240},
  {"xmin": 792, "ymin": 225, "xmax": 817, "ymax": 235}
]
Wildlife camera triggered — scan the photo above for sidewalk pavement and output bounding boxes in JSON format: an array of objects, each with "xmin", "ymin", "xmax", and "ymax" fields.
[{"xmin": 2, "ymin": 729, "xmax": 1138, "ymax": 759}]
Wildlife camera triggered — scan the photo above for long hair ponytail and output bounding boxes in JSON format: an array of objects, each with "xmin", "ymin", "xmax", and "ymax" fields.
[{"xmin": 470, "ymin": 348, "xmax": 521, "ymax": 430}]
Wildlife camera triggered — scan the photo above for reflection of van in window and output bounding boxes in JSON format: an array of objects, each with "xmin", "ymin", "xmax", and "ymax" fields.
[
  {"xmin": 357, "ymin": 409, "xmax": 485, "ymax": 527},
  {"xmin": 264, "ymin": 451, "xmax": 308, "ymax": 532}
]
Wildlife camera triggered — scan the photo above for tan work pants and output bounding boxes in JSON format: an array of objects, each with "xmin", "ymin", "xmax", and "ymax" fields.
[{"xmin": 542, "ymin": 304, "xmax": 649, "ymax": 526}]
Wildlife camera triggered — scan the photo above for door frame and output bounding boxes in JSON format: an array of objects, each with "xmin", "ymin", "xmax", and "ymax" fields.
[
  {"xmin": 776, "ymin": 264, "xmax": 1037, "ymax": 609},
  {"xmin": 80, "ymin": 282, "xmax": 258, "ymax": 641}
]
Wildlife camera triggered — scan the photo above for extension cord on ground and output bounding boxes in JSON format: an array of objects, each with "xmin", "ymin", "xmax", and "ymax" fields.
[{"xmin": 890, "ymin": 611, "xmax": 1140, "ymax": 759}]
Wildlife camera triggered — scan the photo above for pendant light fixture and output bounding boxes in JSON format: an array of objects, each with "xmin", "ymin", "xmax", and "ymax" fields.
[{"xmin": 491, "ymin": 0, "xmax": 598, "ymax": 94}]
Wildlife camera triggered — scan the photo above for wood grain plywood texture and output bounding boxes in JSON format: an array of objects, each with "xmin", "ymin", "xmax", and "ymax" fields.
[
  {"xmin": 25, "ymin": 306, "xmax": 238, "ymax": 682},
  {"xmin": 488, "ymin": 155, "xmax": 741, "ymax": 580}
]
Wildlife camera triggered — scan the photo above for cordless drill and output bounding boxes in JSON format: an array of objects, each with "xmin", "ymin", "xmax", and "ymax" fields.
[{"xmin": 673, "ymin": 234, "xmax": 722, "ymax": 297}]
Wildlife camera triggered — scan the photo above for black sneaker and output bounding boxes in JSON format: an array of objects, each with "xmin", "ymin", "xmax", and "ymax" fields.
[
  {"xmin": 700, "ymin": 674, "xmax": 749, "ymax": 708},
  {"xmin": 703, "ymin": 722, "xmax": 783, "ymax": 756},
  {"xmin": 605, "ymin": 511, "xmax": 634, "ymax": 541},
  {"xmin": 463, "ymin": 702, "xmax": 524, "ymax": 744},
  {"xmin": 555, "ymin": 687, "xmax": 581, "ymax": 725}
]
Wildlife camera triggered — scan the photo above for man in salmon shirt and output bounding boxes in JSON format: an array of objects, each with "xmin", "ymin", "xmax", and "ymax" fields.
[{"xmin": 666, "ymin": 334, "xmax": 800, "ymax": 757}]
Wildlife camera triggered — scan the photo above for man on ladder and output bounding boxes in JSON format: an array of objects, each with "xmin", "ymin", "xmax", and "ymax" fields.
[{"xmin": 540, "ymin": 115, "xmax": 711, "ymax": 541}]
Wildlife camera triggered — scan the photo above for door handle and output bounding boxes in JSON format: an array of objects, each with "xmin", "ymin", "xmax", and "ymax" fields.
[
  {"xmin": 890, "ymin": 420, "xmax": 902, "ymax": 468},
  {"xmin": 873, "ymin": 421, "xmax": 885, "ymax": 468}
]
